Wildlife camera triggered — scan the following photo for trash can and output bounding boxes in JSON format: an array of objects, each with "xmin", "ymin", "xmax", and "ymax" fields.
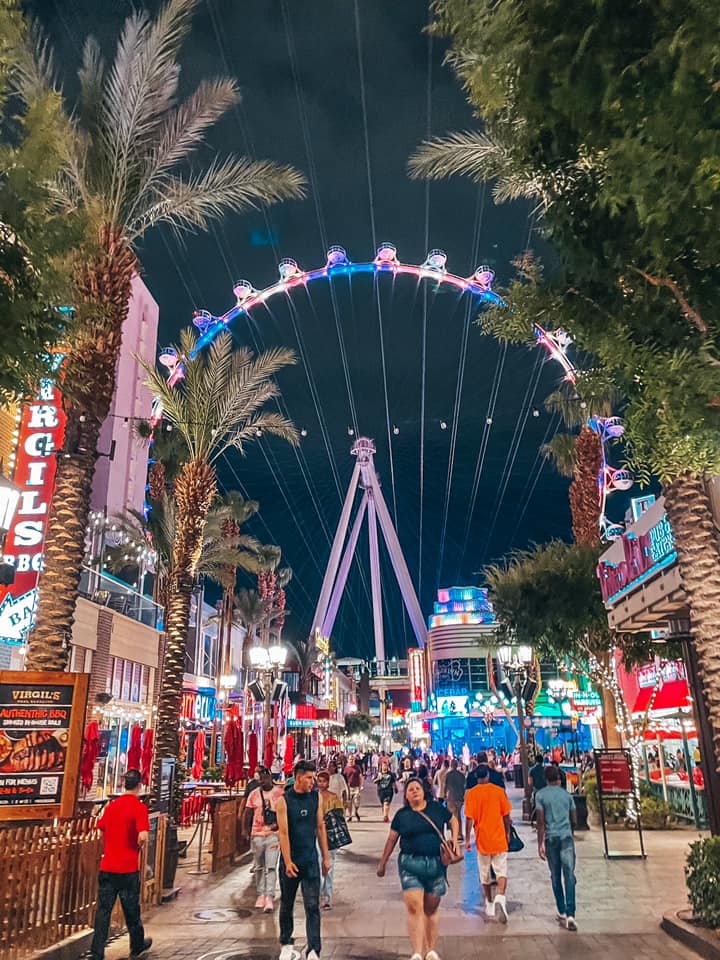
[
  {"xmin": 163, "ymin": 822, "xmax": 180, "ymax": 889},
  {"xmin": 514, "ymin": 765, "xmax": 524, "ymax": 789},
  {"xmin": 574, "ymin": 794, "xmax": 589, "ymax": 831}
]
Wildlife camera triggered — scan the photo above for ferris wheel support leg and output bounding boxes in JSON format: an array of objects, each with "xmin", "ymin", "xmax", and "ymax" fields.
[
  {"xmin": 367, "ymin": 493, "xmax": 386, "ymax": 665},
  {"xmin": 322, "ymin": 493, "xmax": 368, "ymax": 639},
  {"xmin": 311, "ymin": 463, "xmax": 361, "ymax": 637},
  {"xmin": 370, "ymin": 475, "xmax": 428, "ymax": 649}
]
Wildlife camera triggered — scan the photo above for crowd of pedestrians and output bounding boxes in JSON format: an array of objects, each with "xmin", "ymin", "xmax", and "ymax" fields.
[{"xmin": 91, "ymin": 747, "xmax": 580, "ymax": 960}]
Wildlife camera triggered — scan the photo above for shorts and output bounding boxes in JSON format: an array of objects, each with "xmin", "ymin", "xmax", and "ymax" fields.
[
  {"xmin": 478, "ymin": 852, "xmax": 508, "ymax": 885},
  {"xmin": 378, "ymin": 790, "xmax": 393, "ymax": 804},
  {"xmin": 398, "ymin": 853, "xmax": 448, "ymax": 896}
]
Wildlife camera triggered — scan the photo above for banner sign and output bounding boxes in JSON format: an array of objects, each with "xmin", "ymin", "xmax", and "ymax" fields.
[
  {"xmin": 596, "ymin": 749, "xmax": 633, "ymax": 796},
  {"xmin": 0, "ymin": 671, "xmax": 88, "ymax": 820},
  {"xmin": 597, "ymin": 512, "xmax": 676, "ymax": 605}
]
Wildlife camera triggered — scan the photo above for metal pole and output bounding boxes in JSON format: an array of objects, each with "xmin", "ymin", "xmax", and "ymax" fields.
[
  {"xmin": 367, "ymin": 493, "xmax": 385, "ymax": 664},
  {"xmin": 322, "ymin": 494, "xmax": 368, "ymax": 637},
  {"xmin": 516, "ymin": 677, "xmax": 531, "ymax": 821}
]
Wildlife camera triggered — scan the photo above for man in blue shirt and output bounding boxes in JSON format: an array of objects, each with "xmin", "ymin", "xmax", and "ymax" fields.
[{"xmin": 535, "ymin": 765, "xmax": 577, "ymax": 931}]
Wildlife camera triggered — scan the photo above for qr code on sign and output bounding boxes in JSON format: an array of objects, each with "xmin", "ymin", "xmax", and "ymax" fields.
[{"xmin": 40, "ymin": 777, "xmax": 59, "ymax": 796}]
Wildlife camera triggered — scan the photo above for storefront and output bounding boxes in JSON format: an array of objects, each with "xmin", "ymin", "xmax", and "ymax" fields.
[{"xmin": 181, "ymin": 685, "xmax": 217, "ymax": 777}]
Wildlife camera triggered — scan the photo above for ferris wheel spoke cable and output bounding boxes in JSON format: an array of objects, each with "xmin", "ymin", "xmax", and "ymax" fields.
[
  {"xmin": 353, "ymin": 0, "xmax": 378, "ymax": 248},
  {"xmin": 419, "ymin": 16, "xmax": 433, "ymax": 604},
  {"xmin": 159, "ymin": 232, "xmax": 200, "ymax": 308},
  {"xmin": 436, "ymin": 186, "xmax": 486, "ymax": 583},
  {"xmin": 506, "ymin": 411, "xmax": 563, "ymax": 549}
]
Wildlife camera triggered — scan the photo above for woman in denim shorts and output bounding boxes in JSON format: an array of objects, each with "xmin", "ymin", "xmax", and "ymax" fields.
[{"xmin": 377, "ymin": 778, "xmax": 460, "ymax": 960}]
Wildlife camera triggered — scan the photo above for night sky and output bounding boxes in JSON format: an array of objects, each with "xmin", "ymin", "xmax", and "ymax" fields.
[{"xmin": 33, "ymin": 0, "xmax": 574, "ymax": 657}]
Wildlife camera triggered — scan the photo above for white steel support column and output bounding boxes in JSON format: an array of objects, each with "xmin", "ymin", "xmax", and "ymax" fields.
[
  {"xmin": 312, "ymin": 462, "xmax": 361, "ymax": 633},
  {"xmin": 322, "ymin": 493, "xmax": 368, "ymax": 638},
  {"xmin": 367, "ymin": 492, "xmax": 386, "ymax": 664}
]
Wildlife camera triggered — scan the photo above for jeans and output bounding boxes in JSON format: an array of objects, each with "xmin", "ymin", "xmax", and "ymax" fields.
[
  {"xmin": 545, "ymin": 835, "xmax": 576, "ymax": 917},
  {"xmin": 279, "ymin": 860, "xmax": 321, "ymax": 955},
  {"xmin": 252, "ymin": 834, "xmax": 281, "ymax": 897},
  {"xmin": 320, "ymin": 848, "xmax": 337, "ymax": 901},
  {"xmin": 91, "ymin": 871, "xmax": 145, "ymax": 960}
]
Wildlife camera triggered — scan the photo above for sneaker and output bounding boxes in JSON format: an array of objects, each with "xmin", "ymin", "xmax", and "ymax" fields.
[
  {"xmin": 566, "ymin": 917, "xmax": 577, "ymax": 931},
  {"xmin": 556, "ymin": 913, "xmax": 567, "ymax": 928},
  {"xmin": 485, "ymin": 900, "xmax": 495, "ymax": 919},
  {"xmin": 307, "ymin": 952, "xmax": 320, "ymax": 960},
  {"xmin": 426, "ymin": 951, "xmax": 442, "ymax": 960},
  {"xmin": 355, "ymin": 813, "xmax": 361, "ymax": 821},
  {"xmin": 130, "ymin": 940, "xmax": 153, "ymax": 960},
  {"xmin": 263, "ymin": 895, "xmax": 274, "ymax": 912},
  {"xmin": 279, "ymin": 946, "xmax": 301, "ymax": 960},
  {"xmin": 410, "ymin": 954, "xmax": 424, "ymax": 960},
  {"xmin": 255, "ymin": 895, "xmax": 265, "ymax": 909},
  {"xmin": 322, "ymin": 899, "xmax": 332, "ymax": 909},
  {"xmin": 494, "ymin": 894, "xmax": 508, "ymax": 924}
]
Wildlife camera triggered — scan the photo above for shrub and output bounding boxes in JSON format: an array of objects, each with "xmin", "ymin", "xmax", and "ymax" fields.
[
  {"xmin": 640, "ymin": 795, "xmax": 673, "ymax": 829},
  {"xmin": 686, "ymin": 837, "xmax": 720, "ymax": 928}
]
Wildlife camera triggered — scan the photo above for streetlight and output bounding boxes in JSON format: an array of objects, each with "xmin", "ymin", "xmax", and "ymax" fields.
[
  {"xmin": 249, "ymin": 640, "xmax": 288, "ymax": 738},
  {"xmin": 497, "ymin": 644, "xmax": 536, "ymax": 820},
  {"xmin": 0, "ymin": 470, "xmax": 21, "ymax": 586}
]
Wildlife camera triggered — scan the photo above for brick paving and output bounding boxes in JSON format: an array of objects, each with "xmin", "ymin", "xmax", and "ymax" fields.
[{"xmin": 103, "ymin": 783, "xmax": 702, "ymax": 960}]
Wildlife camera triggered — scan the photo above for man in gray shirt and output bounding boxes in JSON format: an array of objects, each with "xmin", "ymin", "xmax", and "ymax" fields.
[{"xmin": 535, "ymin": 764, "xmax": 577, "ymax": 931}]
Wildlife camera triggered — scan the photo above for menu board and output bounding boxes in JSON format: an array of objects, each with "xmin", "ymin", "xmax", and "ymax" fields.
[
  {"xmin": 596, "ymin": 749, "xmax": 633, "ymax": 796},
  {"xmin": 0, "ymin": 671, "xmax": 89, "ymax": 820}
]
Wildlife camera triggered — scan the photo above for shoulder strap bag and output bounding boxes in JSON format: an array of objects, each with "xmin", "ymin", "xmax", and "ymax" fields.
[{"xmin": 414, "ymin": 809, "xmax": 464, "ymax": 866}]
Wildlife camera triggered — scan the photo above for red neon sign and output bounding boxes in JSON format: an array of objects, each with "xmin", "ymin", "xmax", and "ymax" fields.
[{"xmin": 0, "ymin": 380, "xmax": 66, "ymax": 641}]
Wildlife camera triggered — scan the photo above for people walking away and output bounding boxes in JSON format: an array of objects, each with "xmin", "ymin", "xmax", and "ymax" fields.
[
  {"xmin": 344, "ymin": 756, "xmax": 363, "ymax": 821},
  {"xmin": 327, "ymin": 761, "xmax": 349, "ymax": 811},
  {"xmin": 243, "ymin": 766, "xmax": 284, "ymax": 912},
  {"xmin": 377, "ymin": 777, "xmax": 459, "ymax": 960},
  {"xmin": 536, "ymin": 765, "xmax": 578, "ymax": 931},
  {"xmin": 276, "ymin": 760, "xmax": 330, "ymax": 960},
  {"xmin": 90, "ymin": 769, "xmax": 152, "ymax": 960},
  {"xmin": 528, "ymin": 753, "xmax": 547, "ymax": 821},
  {"xmin": 317, "ymin": 770, "xmax": 344, "ymax": 909},
  {"xmin": 433, "ymin": 759, "xmax": 449, "ymax": 801},
  {"xmin": 444, "ymin": 759, "xmax": 466, "ymax": 841},
  {"xmin": 375, "ymin": 757, "xmax": 398, "ymax": 822},
  {"xmin": 466, "ymin": 751, "xmax": 505, "ymax": 791},
  {"xmin": 464, "ymin": 764, "xmax": 512, "ymax": 923}
]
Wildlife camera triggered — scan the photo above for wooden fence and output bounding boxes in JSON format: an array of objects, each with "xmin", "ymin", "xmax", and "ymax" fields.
[{"xmin": 0, "ymin": 814, "xmax": 166, "ymax": 960}]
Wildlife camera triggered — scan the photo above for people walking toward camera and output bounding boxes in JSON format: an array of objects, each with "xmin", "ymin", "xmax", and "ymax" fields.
[
  {"xmin": 276, "ymin": 761, "xmax": 330, "ymax": 960},
  {"xmin": 90, "ymin": 769, "xmax": 152, "ymax": 960},
  {"xmin": 327, "ymin": 761, "xmax": 348, "ymax": 812},
  {"xmin": 243, "ymin": 766, "xmax": 284, "ymax": 912},
  {"xmin": 444, "ymin": 759, "xmax": 466, "ymax": 841},
  {"xmin": 344, "ymin": 756, "xmax": 363, "ymax": 821},
  {"xmin": 535, "ymin": 764, "xmax": 578, "ymax": 931},
  {"xmin": 464, "ymin": 764, "xmax": 512, "ymax": 923},
  {"xmin": 375, "ymin": 757, "xmax": 398, "ymax": 822},
  {"xmin": 317, "ymin": 770, "xmax": 343, "ymax": 909},
  {"xmin": 377, "ymin": 777, "xmax": 459, "ymax": 960}
]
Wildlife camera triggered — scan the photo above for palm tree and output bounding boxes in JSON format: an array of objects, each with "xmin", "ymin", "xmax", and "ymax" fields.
[
  {"xmin": 141, "ymin": 326, "xmax": 297, "ymax": 790},
  {"xmin": 285, "ymin": 636, "xmax": 319, "ymax": 700},
  {"xmin": 23, "ymin": 0, "xmax": 305, "ymax": 671}
]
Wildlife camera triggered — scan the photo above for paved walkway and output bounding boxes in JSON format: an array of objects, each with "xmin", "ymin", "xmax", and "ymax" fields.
[{"xmin": 105, "ymin": 783, "xmax": 700, "ymax": 960}]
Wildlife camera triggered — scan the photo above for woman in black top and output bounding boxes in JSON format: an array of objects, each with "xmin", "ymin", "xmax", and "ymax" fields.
[
  {"xmin": 377, "ymin": 778, "xmax": 459, "ymax": 960},
  {"xmin": 374, "ymin": 758, "xmax": 398, "ymax": 822}
]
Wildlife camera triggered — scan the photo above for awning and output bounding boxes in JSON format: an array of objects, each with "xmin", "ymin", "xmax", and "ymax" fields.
[{"xmin": 633, "ymin": 679, "xmax": 691, "ymax": 715}]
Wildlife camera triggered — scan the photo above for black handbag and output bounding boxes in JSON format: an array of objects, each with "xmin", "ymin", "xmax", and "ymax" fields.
[
  {"xmin": 262, "ymin": 793, "xmax": 278, "ymax": 829},
  {"xmin": 508, "ymin": 825, "xmax": 524, "ymax": 852},
  {"xmin": 324, "ymin": 807, "xmax": 352, "ymax": 850}
]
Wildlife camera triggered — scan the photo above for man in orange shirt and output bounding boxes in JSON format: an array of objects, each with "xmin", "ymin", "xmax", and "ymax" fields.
[{"xmin": 464, "ymin": 764, "xmax": 512, "ymax": 922}]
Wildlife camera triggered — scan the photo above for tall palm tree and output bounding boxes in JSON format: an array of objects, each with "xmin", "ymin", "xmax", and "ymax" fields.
[
  {"xmin": 141, "ymin": 327, "xmax": 297, "ymax": 790},
  {"xmin": 285, "ymin": 636, "xmax": 319, "ymax": 699},
  {"xmin": 23, "ymin": 0, "xmax": 305, "ymax": 671}
]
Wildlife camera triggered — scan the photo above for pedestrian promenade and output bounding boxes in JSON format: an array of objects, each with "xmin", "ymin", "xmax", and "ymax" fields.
[{"xmin": 103, "ymin": 783, "xmax": 699, "ymax": 960}]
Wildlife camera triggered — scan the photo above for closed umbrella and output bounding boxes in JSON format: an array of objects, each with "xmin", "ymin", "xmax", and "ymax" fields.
[
  {"xmin": 127, "ymin": 724, "xmax": 142, "ymax": 772},
  {"xmin": 248, "ymin": 730, "xmax": 258, "ymax": 778},
  {"xmin": 192, "ymin": 729, "xmax": 206, "ymax": 781},
  {"xmin": 264, "ymin": 727, "xmax": 275, "ymax": 770},
  {"xmin": 141, "ymin": 728, "xmax": 154, "ymax": 786},
  {"xmin": 283, "ymin": 734, "xmax": 295, "ymax": 775},
  {"xmin": 80, "ymin": 721, "xmax": 100, "ymax": 790},
  {"xmin": 223, "ymin": 720, "xmax": 239, "ymax": 787}
]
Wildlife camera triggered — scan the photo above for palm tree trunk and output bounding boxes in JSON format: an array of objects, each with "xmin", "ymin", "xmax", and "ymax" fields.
[
  {"xmin": 664, "ymin": 474, "xmax": 720, "ymax": 783},
  {"xmin": 27, "ymin": 227, "xmax": 136, "ymax": 671},
  {"xmin": 569, "ymin": 425, "xmax": 602, "ymax": 546},
  {"xmin": 152, "ymin": 458, "xmax": 217, "ymax": 807}
]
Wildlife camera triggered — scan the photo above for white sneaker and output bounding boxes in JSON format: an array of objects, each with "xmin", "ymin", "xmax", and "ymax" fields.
[
  {"xmin": 485, "ymin": 900, "xmax": 495, "ymax": 919},
  {"xmin": 279, "ymin": 946, "xmax": 300, "ymax": 960},
  {"xmin": 566, "ymin": 917, "xmax": 577, "ymax": 931},
  {"xmin": 494, "ymin": 894, "xmax": 508, "ymax": 923},
  {"xmin": 306, "ymin": 952, "xmax": 320, "ymax": 960},
  {"xmin": 556, "ymin": 913, "xmax": 567, "ymax": 927}
]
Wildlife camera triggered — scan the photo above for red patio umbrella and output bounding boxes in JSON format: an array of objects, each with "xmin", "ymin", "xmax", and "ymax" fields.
[
  {"xmin": 322, "ymin": 737, "xmax": 340, "ymax": 748},
  {"xmin": 80, "ymin": 721, "xmax": 99, "ymax": 790},
  {"xmin": 141, "ymin": 728, "xmax": 154, "ymax": 786},
  {"xmin": 179, "ymin": 727, "xmax": 187, "ymax": 761},
  {"xmin": 127, "ymin": 724, "xmax": 142, "ymax": 772},
  {"xmin": 224, "ymin": 720, "xmax": 245, "ymax": 788},
  {"xmin": 283, "ymin": 734, "xmax": 295, "ymax": 775},
  {"xmin": 247, "ymin": 730, "xmax": 258, "ymax": 778},
  {"xmin": 192, "ymin": 729, "xmax": 206, "ymax": 780},
  {"xmin": 264, "ymin": 727, "xmax": 275, "ymax": 770}
]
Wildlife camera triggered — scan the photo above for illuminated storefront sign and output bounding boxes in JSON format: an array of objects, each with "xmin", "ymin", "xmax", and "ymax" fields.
[
  {"xmin": 428, "ymin": 586, "xmax": 496, "ymax": 629},
  {"xmin": 0, "ymin": 380, "xmax": 66, "ymax": 643},
  {"xmin": 597, "ymin": 511, "xmax": 677, "ymax": 604},
  {"xmin": 436, "ymin": 695, "xmax": 468, "ymax": 716},
  {"xmin": 408, "ymin": 647, "xmax": 426, "ymax": 711},
  {"xmin": 181, "ymin": 689, "xmax": 217, "ymax": 724},
  {"xmin": 636, "ymin": 659, "xmax": 686, "ymax": 689}
]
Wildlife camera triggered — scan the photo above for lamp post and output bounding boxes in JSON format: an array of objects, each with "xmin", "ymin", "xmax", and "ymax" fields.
[
  {"xmin": 0, "ymin": 470, "xmax": 21, "ymax": 587},
  {"xmin": 497, "ymin": 644, "xmax": 535, "ymax": 820},
  {"xmin": 248, "ymin": 641, "xmax": 288, "ymax": 740}
]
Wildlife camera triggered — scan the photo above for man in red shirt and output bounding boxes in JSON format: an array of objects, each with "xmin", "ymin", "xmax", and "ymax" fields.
[
  {"xmin": 90, "ymin": 769, "xmax": 152, "ymax": 960},
  {"xmin": 343, "ymin": 757, "xmax": 363, "ymax": 821}
]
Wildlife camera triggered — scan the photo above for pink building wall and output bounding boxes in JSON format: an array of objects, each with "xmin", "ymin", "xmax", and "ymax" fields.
[{"xmin": 91, "ymin": 275, "xmax": 159, "ymax": 520}]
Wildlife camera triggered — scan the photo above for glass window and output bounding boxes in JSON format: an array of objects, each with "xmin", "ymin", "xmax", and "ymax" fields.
[
  {"xmin": 185, "ymin": 624, "xmax": 197, "ymax": 674},
  {"xmin": 202, "ymin": 633, "xmax": 215, "ymax": 677},
  {"xmin": 140, "ymin": 665, "xmax": 149, "ymax": 703},
  {"xmin": 112, "ymin": 658, "xmax": 122, "ymax": 699},
  {"xmin": 121, "ymin": 660, "xmax": 132, "ymax": 700},
  {"xmin": 131, "ymin": 663, "xmax": 140, "ymax": 702},
  {"xmin": 107, "ymin": 655, "xmax": 115, "ymax": 688}
]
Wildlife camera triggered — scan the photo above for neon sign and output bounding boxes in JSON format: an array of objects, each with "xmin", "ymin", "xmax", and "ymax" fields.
[
  {"xmin": 0, "ymin": 379, "xmax": 66, "ymax": 642},
  {"xmin": 597, "ymin": 511, "xmax": 677, "ymax": 604},
  {"xmin": 408, "ymin": 647, "xmax": 426, "ymax": 712}
]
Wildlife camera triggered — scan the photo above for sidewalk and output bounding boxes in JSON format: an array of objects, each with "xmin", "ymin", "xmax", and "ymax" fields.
[{"xmin": 103, "ymin": 783, "xmax": 700, "ymax": 960}]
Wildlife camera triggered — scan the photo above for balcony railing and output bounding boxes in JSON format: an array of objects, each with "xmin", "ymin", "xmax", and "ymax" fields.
[{"xmin": 79, "ymin": 566, "xmax": 163, "ymax": 629}]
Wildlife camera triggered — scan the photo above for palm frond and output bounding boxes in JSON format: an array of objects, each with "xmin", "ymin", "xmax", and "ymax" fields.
[
  {"xmin": 127, "ymin": 156, "xmax": 306, "ymax": 240},
  {"xmin": 540, "ymin": 433, "xmax": 577, "ymax": 478},
  {"xmin": 77, "ymin": 36, "xmax": 106, "ymax": 142},
  {"xmin": 154, "ymin": 78, "xmax": 240, "ymax": 172},
  {"xmin": 222, "ymin": 412, "xmax": 299, "ymax": 459},
  {"xmin": 409, "ymin": 130, "xmax": 522, "ymax": 184}
]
